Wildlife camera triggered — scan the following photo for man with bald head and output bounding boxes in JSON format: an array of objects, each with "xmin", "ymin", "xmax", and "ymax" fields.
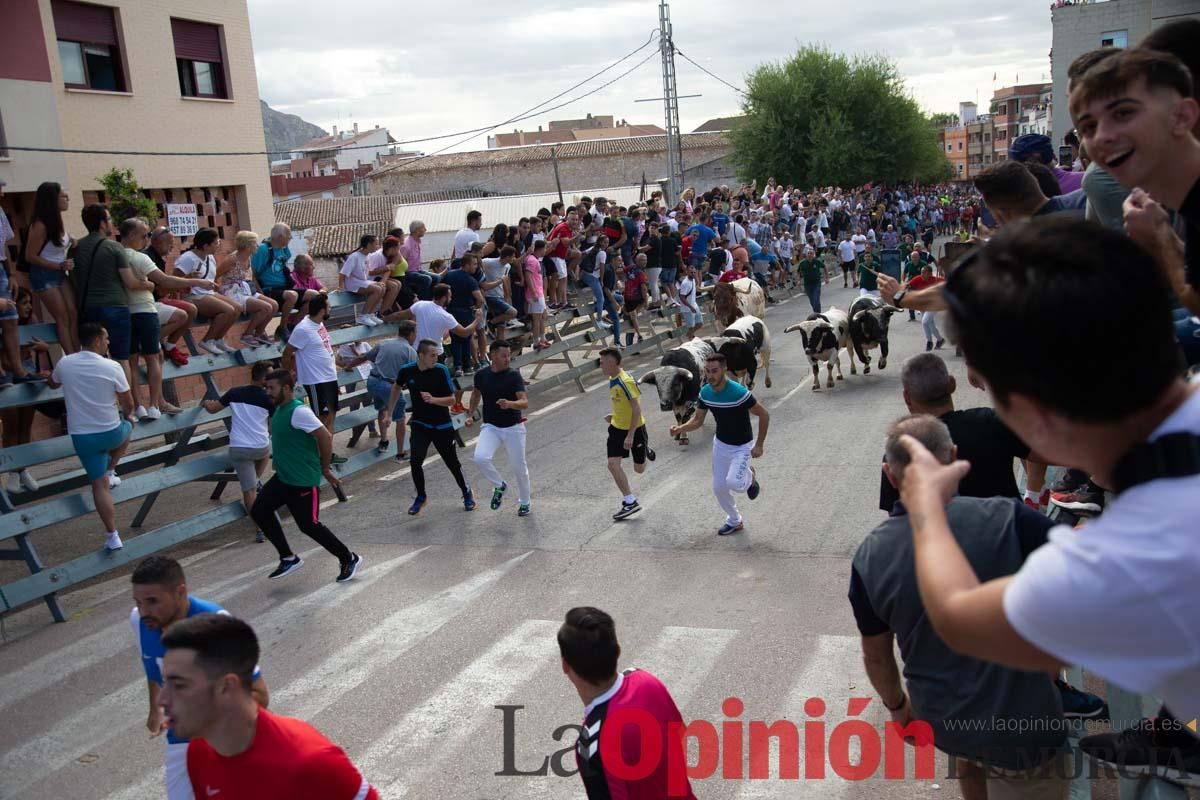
[{"xmin": 251, "ymin": 223, "xmax": 309, "ymax": 340}]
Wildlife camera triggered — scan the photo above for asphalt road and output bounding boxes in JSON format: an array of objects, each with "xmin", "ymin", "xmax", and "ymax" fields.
[{"xmin": 0, "ymin": 283, "xmax": 1097, "ymax": 800}]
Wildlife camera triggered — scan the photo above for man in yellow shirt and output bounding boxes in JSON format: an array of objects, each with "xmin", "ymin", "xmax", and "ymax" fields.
[{"xmin": 600, "ymin": 348, "xmax": 655, "ymax": 520}]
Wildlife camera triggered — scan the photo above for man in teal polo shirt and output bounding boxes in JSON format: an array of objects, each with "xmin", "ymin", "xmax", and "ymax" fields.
[{"xmin": 250, "ymin": 369, "xmax": 361, "ymax": 582}]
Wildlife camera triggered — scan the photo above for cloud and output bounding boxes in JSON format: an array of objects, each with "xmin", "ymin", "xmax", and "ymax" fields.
[{"xmin": 249, "ymin": 0, "xmax": 1052, "ymax": 150}]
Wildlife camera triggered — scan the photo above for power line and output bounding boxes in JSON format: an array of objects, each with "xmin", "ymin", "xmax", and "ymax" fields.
[
  {"xmin": 1, "ymin": 31, "xmax": 660, "ymax": 161},
  {"xmin": 675, "ymin": 47, "xmax": 746, "ymax": 96},
  {"xmin": 277, "ymin": 34, "xmax": 662, "ymax": 204}
]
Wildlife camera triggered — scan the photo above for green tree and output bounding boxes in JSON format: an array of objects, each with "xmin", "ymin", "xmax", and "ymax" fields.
[
  {"xmin": 729, "ymin": 47, "xmax": 953, "ymax": 187},
  {"xmin": 97, "ymin": 168, "xmax": 159, "ymax": 226},
  {"xmin": 928, "ymin": 112, "xmax": 958, "ymax": 128}
]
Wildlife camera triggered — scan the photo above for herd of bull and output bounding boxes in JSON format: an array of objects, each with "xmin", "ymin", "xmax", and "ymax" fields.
[{"xmin": 638, "ymin": 278, "xmax": 899, "ymax": 444}]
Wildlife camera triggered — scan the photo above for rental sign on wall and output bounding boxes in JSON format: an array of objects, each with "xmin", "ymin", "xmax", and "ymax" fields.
[{"xmin": 166, "ymin": 203, "xmax": 200, "ymax": 237}]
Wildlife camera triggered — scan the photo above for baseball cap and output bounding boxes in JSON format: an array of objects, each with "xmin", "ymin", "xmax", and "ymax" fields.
[{"xmin": 1009, "ymin": 134, "xmax": 1055, "ymax": 165}]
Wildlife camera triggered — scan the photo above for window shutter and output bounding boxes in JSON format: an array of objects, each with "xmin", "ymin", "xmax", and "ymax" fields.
[
  {"xmin": 52, "ymin": 0, "xmax": 118, "ymax": 46},
  {"xmin": 171, "ymin": 19, "xmax": 222, "ymax": 62}
]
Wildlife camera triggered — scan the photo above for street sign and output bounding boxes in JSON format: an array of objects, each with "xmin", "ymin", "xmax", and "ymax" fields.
[{"xmin": 166, "ymin": 203, "xmax": 199, "ymax": 237}]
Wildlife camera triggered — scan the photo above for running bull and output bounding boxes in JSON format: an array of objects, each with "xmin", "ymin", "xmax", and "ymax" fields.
[
  {"xmin": 847, "ymin": 296, "xmax": 899, "ymax": 374},
  {"xmin": 784, "ymin": 307, "xmax": 852, "ymax": 390},
  {"xmin": 639, "ymin": 338, "xmax": 716, "ymax": 445}
]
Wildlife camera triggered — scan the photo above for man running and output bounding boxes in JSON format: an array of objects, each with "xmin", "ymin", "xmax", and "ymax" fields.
[
  {"xmin": 837, "ymin": 232, "xmax": 858, "ymax": 288},
  {"xmin": 558, "ymin": 607, "xmax": 696, "ymax": 800},
  {"xmin": 282, "ymin": 293, "xmax": 346, "ymax": 464},
  {"xmin": 391, "ymin": 339, "xmax": 475, "ymax": 515},
  {"xmin": 465, "ymin": 340, "xmax": 531, "ymax": 516},
  {"xmin": 669, "ymin": 353, "xmax": 768, "ymax": 535},
  {"xmin": 251, "ymin": 369, "xmax": 361, "ymax": 582},
  {"xmin": 130, "ymin": 556, "xmax": 269, "ymax": 800},
  {"xmin": 160, "ymin": 614, "xmax": 378, "ymax": 799},
  {"xmin": 599, "ymin": 348, "xmax": 654, "ymax": 521},
  {"xmin": 341, "ymin": 319, "xmax": 418, "ymax": 459}
]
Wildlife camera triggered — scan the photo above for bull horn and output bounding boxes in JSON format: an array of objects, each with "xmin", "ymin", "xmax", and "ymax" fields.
[
  {"xmin": 783, "ymin": 323, "xmax": 804, "ymax": 333},
  {"xmin": 639, "ymin": 371, "xmax": 658, "ymax": 385},
  {"xmin": 675, "ymin": 367, "xmax": 693, "ymax": 382}
]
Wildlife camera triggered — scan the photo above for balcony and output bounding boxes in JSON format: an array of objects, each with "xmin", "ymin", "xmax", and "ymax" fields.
[{"xmin": 968, "ymin": 142, "xmax": 985, "ymax": 156}]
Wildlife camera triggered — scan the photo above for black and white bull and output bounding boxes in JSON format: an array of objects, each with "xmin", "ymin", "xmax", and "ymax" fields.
[
  {"xmin": 847, "ymin": 296, "xmax": 899, "ymax": 374},
  {"xmin": 638, "ymin": 338, "xmax": 716, "ymax": 445},
  {"xmin": 704, "ymin": 336, "xmax": 759, "ymax": 390},
  {"xmin": 719, "ymin": 315, "xmax": 772, "ymax": 389},
  {"xmin": 784, "ymin": 307, "xmax": 852, "ymax": 390}
]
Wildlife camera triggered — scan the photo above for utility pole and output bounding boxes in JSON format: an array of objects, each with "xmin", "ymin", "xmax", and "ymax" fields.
[{"xmin": 659, "ymin": 0, "xmax": 683, "ymax": 206}]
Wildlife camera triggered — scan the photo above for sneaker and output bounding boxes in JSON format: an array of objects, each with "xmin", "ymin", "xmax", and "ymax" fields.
[
  {"xmin": 451, "ymin": 402, "xmax": 467, "ymax": 415},
  {"xmin": 330, "ymin": 454, "xmax": 348, "ymax": 465},
  {"xmin": 165, "ymin": 346, "xmax": 189, "ymax": 367},
  {"xmin": 453, "ymin": 367, "xmax": 464, "ymax": 378},
  {"xmin": 747, "ymin": 478, "xmax": 761, "ymax": 501},
  {"xmin": 159, "ymin": 401, "xmax": 183, "ymax": 415},
  {"xmin": 612, "ymin": 499, "xmax": 641, "ymax": 520},
  {"xmin": 505, "ymin": 319, "xmax": 523, "ymax": 329},
  {"xmin": 490, "ymin": 482, "xmax": 507, "ymax": 510},
  {"xmin": 134, "ymin": 405, "xmax": 149, "ymax": 421},
  {"xmin": 935, "ymin": 338, "xmax": 945, "ymax": 349},
  {"xmin": 925, "ymin": 340, "xmax": 933, "ymax": 352},
  {"xmin": 18, "ymin": 469, "xmax": 39, "ymax": 492},
  {"xmin": 104, "ymin": 531, "xmax": 124, "ymax": 551},
  {"xmin": 336, "ymin": 553, "xmax": 362, "ymax": 583},
  {"xmin": 394, "ymin": 450, "xmax": 407, "ymax": 463},
  {"xmin": 199, "ymin": 340, "xmax": 225, "ymax": 356},
  {"xmin": 211, "ymin": 339, "xmax": 234, "ymax": 353},
  {"xmin": 597, "ymin": 319, "xmax": 613, "ymax": 329},
  {"xmin": 1079, "ymin": 718, "xmax": 1200, "ymax": 787},
  {"xmin": 1050, "ymin": 480, "xmax": 1105, "ymax": 513},
  {"xmin": 463, "ymin": 488, "xmax": 476, "ymax": 511},
  {"xmin": 6, "ymin": 474, "xmax": 22, "ymax": 495},
  {"xmin": 254, "ymin": 529, "xmax": 265, "ymax": 543},
  {"xmin": 267, "ymin": 555, "xmax": 304, "ymax": 579},
  {"xmin": 1049, "ymin": 468, "xmax": 1089, "ymax": 495},
  {"xmin": 375, "ymin": 440, "xmax": 390, "ymax": 455},
  {"xmin": 646, "ymin": 447, "xmax": 656, "ymax": 462},
  {"xmin": 408, "ymin": 495, "xmax": 426, "ymax": 515},
  {"xmin": 143, "ymin": 406, "xmax": 162, "ymax": 421},
  {"xmin": 517, "ymin": 503, "xmax": 531, "ymax": 517},
  {"xmin": 717, "ymin": 520, "xmax": 745, "ymax": 536},
  {"xmin": 241, "ymin": 334, "xmax": 262, "ymax": 347},
  {"xmin": 1055, "ymin": 678, "xmax": 1109, "ymax": 720},
  {"xmin": 107, "ymin": 472, "xmax": 122, "ymax": 489}
]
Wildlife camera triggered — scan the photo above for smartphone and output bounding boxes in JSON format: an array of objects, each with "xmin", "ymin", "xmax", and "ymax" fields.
[
  {"xmin": 1058, "ymin": 145, "xmax": 1074, "ymax": 169},
  {"xmin": 979, "ymin": 204, "xmax": 996, "ymax": 228}
]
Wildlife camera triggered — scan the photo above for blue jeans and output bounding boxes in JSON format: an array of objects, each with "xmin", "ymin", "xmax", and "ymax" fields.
[
  {"xmin": 579, "ymin": 272, "xmax": 620, "ymax": 340},
  {"xmin": 405, "ymin": 271, "xmax": 435, "ymax": 301},
  {"xmin": 449, "ymin": 306, "xmax": 475, "ymax": 371},
  {"xmin": 804, "ymin": 279, "xmax": 822, "ymax": 314},
  {"xmin": 83, "ymin": 305, "xmax": 132, "ymax": 361}
]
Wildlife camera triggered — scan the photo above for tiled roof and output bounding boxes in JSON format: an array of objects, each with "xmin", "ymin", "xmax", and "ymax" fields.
[
  {"xmin": 303, "ymin": 222, "xmax": 392, "ymax": 258},
  {"xmin": 295, "ymin": 128, "xmax": 394, "ymax": 152},
  {"xmin": 274, "ymin": 189, "xmax": 505, "ymax": 229},
  {"xmin": 691, "ymin": 116, "xmax": 745, "ymax": 133},
  {"xmin": 369, "ymin": 132, "xmax": 729, "ymax": 178}
]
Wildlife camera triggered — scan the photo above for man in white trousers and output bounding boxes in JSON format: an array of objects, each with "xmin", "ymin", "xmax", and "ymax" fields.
[
  {"xmin": 466, "ymin": 340, "xmax": 532, "ymax": 516},
  {"xmin": 669, "ymin": 352, "xmax": 769, "ymax": 535}
]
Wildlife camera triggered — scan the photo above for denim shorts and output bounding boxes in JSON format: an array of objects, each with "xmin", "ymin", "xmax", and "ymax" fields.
[
  {"xmin": 660, "ymin": 267, "xmax": 677, "ymax": 284},
  {"xmin": 83, "ymin": 305, "xmax": 132, "ymax": 361},
  {"xmin": 30, "ymin": 265, "xmax": 67, "ymax": 292},
  {"xmin": 367, "ymin": 375, "xmax": 406, "ymax": 421},
  {"xmin": 72, "ymin": 420, "xmax": 132, "ymax": 481},
  {"xmin": 0, "ymin": 267, "xmax": 16, "ymax": 321},
  {"xmin": 129, "ymin": 312, "xmax": 161, "ymax": 356}
]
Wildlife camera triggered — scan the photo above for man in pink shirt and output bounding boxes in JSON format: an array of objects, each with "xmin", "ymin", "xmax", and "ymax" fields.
[
  {"xmin": 399, "ymin": 220, "xmax": 435, "ymax": 300},
  {"xmin": 559, "ymin": 607, "xmax": 696, "ymax": 800},
  {"xmin": 525, "ymin": 240, "xmax": 550, "ymax": 350}
]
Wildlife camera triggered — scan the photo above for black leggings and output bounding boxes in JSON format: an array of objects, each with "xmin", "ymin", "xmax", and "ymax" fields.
[
  {"xmin": 410, "ymin": 425, "xmax": 469, "ymax": 497},
  {"xmin": 251, "ymin": 476, "xmax": 352, "ymax": 563}
]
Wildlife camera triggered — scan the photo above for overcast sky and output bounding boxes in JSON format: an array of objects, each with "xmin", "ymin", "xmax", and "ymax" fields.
[{"xmin": 248, "ymin": 0, "xmax": 1053, "ymax": 152}]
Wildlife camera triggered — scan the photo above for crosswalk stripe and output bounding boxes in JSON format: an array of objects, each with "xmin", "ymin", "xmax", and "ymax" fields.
[
  {"xmin": 359, "ymin": 619, "xmax": 562, "ymax": 798},
  {"xmin": 1, "ymin": 547, "xmax": 428, "ymax": 799},
  {"xmin": 0, "ymin": 544, "xmax": 324, "ymax": 717},
  {"xmin": 275, "ymin": 551, "xmax": 533, "ymax": 720},
  {"xmin": 734, "ymin": 634, "xmax": 883, "ymax": 799}
]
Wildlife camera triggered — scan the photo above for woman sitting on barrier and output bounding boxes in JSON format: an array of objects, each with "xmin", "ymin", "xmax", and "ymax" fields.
[
  {"xmin": 217, "ymin": 231, "xmax": 279, "ymax": 348},
  {"xmin": 173, "ymin": 228, "xmax": 240, "ymax": 356}
]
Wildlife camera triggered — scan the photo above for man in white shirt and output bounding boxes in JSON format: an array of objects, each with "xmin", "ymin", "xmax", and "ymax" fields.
[
  {"xmin": 851, "ymin": 228, "xmax": 868, "ymax": 257},
  {"xmin": 837, "ymin": 233, "xmax": 858, "ymax": 289},
  {"xmin": 453, "ymin": 210, "xmax": 483, "ymax": 260},
  {"xmin": 897, "ymin": 218, "xmax": 1200, "ymax": 775},
  {"xmin": 281, "ymin": 294, "xmax": 346, "ymax": 464},
  {"xmin": 48, "ymin": 323, "xmax": 135, "ymax": 551},
  {"xmin": 389, "ymin": 284, "xmax": 484, "ymax": 356}
]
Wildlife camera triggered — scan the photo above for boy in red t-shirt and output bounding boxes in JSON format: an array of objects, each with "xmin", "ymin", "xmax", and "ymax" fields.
[{"xmin": 905, "ymin": 264, "xmax": 946, "ymax": 350}]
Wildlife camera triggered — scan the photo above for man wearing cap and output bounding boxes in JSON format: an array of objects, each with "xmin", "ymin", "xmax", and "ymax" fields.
[{"xmin": 1009, "ymin": 133, "xmax": 1084, "ymax": 193}]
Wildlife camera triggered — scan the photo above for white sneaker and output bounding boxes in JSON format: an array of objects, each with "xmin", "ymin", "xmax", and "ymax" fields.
[
  {"xmin": 215, "ymin": 340, "xmax": 238, "ymax": 353},
  {"xmin": 104, "ymin": 531, "xmax": 123, "ymax": 551},
  {"xmin": 199, "ymin": 340, "xmax": 224, "ymax": 356},
  {"xmin": 107, "ymin": 472, "xmax": 122, "ymax": 489},
  {"xmin": 143, "ymin": 406, "xmax": 162, "ymax": 421},
  {"xmin": 134, "ymin": 405, "xmax": 149, "ymax": 421},
  {"xmin": 504, "ymin": 319, "xmax": 524, "ymax": 329},
  {"xmin": 597, "ymin": 319, "xmax": 612, "ymax": 329},
  {"xmin": 6, "ymin": 474, "xmax": 21, "ymax": 495},
  {"xmin": 369, "ymin": 314, "xmax": 385, "ymax": 326},
  {"xmin": 18, "ymin": 469, "xmax": 38, "ymax": 492}
]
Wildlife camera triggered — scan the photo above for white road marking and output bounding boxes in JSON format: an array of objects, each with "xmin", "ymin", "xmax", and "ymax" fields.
[
  {"xmin": 0, "ymin": 544, "xmax": 321, "ymax": 716},
  {"xmin": 769, "ymin": 376, "xmax": 815, "ymax": 410},
  {"xmin": 359, "ymin": 619, "xmax": 562, "ymax": 798},
  {"xmin": 2, "ymin": 548, "xmax": 429, "ymax": 799},
  {"xmin": 735, "ymin": 634, "xmax": 885, "ymax": 799}
]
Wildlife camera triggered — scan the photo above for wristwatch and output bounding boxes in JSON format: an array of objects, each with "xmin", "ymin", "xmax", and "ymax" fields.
[{"xmin": 892, "ymin": 288, "xmax": 908, "ymax": 308}]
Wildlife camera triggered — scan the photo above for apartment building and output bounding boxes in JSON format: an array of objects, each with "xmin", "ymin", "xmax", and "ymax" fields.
[{"xmin": 0, "ymin": 0, "xmax": 271, "ymax": 263}]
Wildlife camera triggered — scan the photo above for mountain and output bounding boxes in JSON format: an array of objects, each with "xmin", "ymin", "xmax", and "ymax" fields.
[{"xmin": 260, "ymin": 101, "xmax": 327, "ymax": 160}]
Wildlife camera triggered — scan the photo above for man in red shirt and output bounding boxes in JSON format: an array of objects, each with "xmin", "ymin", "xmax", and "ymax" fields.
[
  {"xmin": 559, "ymin": 607, "xmax": 696, "ymax": 800},
  {"xmin": 547, "ymin": 210, "xmax": 579, "ymax": 310},
  {"xmin": 159, "ymin": 614, "xmax": 377, "ymax": 800},
  {"xmin": 905, "ymin": 264, "xmax": 946, "ymax": 351}
]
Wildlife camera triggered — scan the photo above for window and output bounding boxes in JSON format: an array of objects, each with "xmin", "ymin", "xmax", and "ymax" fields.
[
  {"xmin": 52, "ymin": 0, "xmax": 126, "ymax": 91},
  {"xmin": 958, "ymin": 141, "xmax": 963, "ymax": 151},
  {"xmin": 172, "ymin": 19, "xmax": 228, "ymax": 98},
  {"xmin": 984, "ymin": 132, "xmax": 991, "ymax": 142},
  {"xmin": 1100, "ymin": 30, "xmax": 1128, "ymax": 48}
]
